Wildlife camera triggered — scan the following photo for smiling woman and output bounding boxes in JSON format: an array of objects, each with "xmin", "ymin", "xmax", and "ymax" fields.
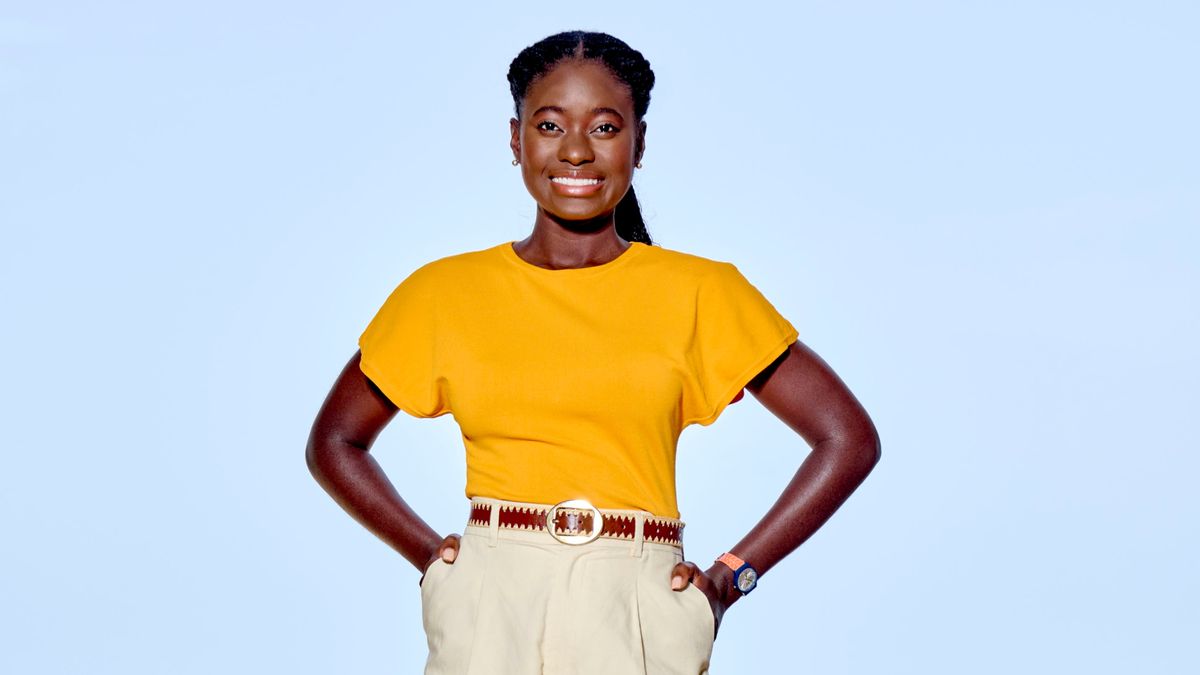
[
  {"xmin": 306, "ymin": 30, "xmax": 881, "ymax": 675},
  {"xmin": 511, "ymin": 59, "xmax": 644, "ymax": 227}
]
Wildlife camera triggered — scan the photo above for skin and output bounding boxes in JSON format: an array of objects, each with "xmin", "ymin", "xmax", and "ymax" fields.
[{"xmin": 306, "ymin": 57, "xmax": 881, "ymax": 640}]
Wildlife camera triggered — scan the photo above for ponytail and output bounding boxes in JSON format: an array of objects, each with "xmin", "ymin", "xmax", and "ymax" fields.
[{"xmin": 615, "ymin": 185, "xmax": 652, "ymax": 245}]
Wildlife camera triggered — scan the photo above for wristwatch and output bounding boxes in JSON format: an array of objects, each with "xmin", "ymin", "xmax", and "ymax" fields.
[{"xmin": 716, "ymin": 552, "xmax": 758, "ymax": 595}]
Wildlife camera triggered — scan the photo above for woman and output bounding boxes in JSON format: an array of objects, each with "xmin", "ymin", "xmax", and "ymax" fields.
[{"xmin": 307, "ymin": 31, "xmax": 880, "ymax": 674}]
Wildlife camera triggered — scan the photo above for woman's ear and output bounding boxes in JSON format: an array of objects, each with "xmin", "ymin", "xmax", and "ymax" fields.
[
  {"xmin": 635, "ymin": 120, "xmax": 647, "ymax": 165},
  {"xmin": 509, "ymin": 117, "xmax": 521, "ymax": 163}
]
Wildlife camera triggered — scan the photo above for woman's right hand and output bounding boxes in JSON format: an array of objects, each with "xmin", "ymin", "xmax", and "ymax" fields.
[{"xmin": 419, "ymin": 533, "xmax": 462, "ymax": 585}]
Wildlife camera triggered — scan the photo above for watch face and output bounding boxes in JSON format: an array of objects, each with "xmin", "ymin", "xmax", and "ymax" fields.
[{"xmin": 736, "ymin": 567, "xmax": 758, "ymax": 593}]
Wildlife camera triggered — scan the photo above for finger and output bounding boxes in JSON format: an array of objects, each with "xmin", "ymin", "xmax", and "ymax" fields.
[
  {"xmin": 440, "ymin": 534, "xmax": 461, "ymax": 563},
  {"xmin": 670, "ymin": 561, "xmax": 699, "ymax": 591}
]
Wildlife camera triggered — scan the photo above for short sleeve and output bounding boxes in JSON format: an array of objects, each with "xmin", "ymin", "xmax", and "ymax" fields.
[
  {"xmin": 682, "ymin": 262, "xmax": 798, "ymax": 427},
  {"xmin": 357, "ymin": 266, "xmax": 451, "ymax": 418}
]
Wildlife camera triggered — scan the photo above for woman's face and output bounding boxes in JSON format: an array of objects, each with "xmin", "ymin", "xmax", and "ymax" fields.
[{"xmin": 510, "ymin": 59, "xmax": 645, "ymax": 224}]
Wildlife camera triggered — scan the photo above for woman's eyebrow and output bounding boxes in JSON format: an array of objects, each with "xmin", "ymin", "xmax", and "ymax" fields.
[
  {"xmin": 529, "ymin": 105, "xmax": 625, "ymax": 122},
  {"xmin": 591, "ymin": 107, "xmax": 625, "ymax": 122}
]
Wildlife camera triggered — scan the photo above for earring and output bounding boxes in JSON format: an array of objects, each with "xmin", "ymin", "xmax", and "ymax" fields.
[
  {"xmin": 635, "ymin": 161, "xmax": 643, "ymax": 169},
  {"xmin": 512, "ymin": 158, "xmax": 520, "ymax": 166}
]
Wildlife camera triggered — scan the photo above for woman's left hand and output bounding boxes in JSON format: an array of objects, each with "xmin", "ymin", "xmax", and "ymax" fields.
[{"xmin": 670, "ymin": 560, "xmax": 734, "ymax": 640}]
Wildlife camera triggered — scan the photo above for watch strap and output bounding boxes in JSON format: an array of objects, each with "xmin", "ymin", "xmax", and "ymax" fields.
[{"xmin": 716, "ymin": 552, "xmax": 745, "ymax": 571}]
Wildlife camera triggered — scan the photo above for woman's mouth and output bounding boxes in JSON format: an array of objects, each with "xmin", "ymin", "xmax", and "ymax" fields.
[{"xmin": 549, "ymin": 175, "xmax": 605, "ymax": 196}]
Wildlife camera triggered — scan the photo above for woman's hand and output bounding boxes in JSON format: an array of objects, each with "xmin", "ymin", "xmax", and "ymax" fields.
[
  {"xmin": 670, "ymin": 560, "xmax": 734, "ymax": 640},
  {"xmin": 419, "ymin": 533, "xmax": 462, "ymax": 586}
]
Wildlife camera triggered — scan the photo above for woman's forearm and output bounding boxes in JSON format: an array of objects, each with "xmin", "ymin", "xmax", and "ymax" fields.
[
  {"xmin": 708, "ymin": 432, "xmax": 880, "ymax": 605},
  {"xmin": 306, "ymin": 438, "xmax": 443, "ymax": 571}
]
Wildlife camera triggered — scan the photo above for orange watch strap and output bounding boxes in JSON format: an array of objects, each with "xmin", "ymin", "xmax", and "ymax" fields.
[{"xmin": 716, "ymin": 552, "xmax": 745, "ymax": 571}]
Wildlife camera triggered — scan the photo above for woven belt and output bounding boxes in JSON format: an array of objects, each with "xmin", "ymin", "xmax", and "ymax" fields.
[{"xmin": 468, "ymin": 498, "xmax": 684, "ymax": 547}]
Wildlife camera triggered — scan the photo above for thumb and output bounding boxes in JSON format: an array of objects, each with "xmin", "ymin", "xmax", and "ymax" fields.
[
  {"xmin": 440, "ymin": 534, "xmax": 461, "ymax": 563},
  {"xmin": 670, "ymin": 562, "xmax": 694, "ymax": 591}
]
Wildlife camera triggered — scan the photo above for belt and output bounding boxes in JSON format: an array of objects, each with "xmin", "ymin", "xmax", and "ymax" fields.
[{"xmin": 467, "ymin": 498, "xmax": 684, "ymax": 547}]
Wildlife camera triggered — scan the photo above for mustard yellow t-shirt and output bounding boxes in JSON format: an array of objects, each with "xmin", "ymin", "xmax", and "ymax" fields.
[{"xmin": 357, "ymin": 241, "xmax": 798, "ymax": 518}]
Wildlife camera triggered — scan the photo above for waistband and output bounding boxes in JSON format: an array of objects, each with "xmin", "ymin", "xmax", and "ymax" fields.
[{"xmin": 466, "ymin": 497, "xmax": 685, "ymax": 550}]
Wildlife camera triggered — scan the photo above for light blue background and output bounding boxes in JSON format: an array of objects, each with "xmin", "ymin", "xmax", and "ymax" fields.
[{"xmin": 3, "ymin": 1, "xmax": 1196, "ymax": 673}]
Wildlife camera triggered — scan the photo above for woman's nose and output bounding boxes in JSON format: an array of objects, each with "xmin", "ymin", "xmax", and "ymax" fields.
[{"xmin": 558, "ymin": 132, "xmax": 594, "ymax": 165}]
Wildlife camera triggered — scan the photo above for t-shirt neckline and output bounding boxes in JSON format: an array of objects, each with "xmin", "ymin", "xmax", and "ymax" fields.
[{"xmin": 499, "ymin": 240, "xmax": 647, "ymax": 276}]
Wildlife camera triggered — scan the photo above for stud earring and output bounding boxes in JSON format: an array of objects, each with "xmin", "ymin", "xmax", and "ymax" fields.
[
  {"xmin": 512, "ymin": 158, "xmax": 520, "ymax": 166},
  {"xmin": 635, "ymin": 161, "xmax": 643, "ymax": 169}
]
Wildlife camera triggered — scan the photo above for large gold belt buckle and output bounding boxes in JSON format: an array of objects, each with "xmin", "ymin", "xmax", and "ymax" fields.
[{"xmin": 546, "ymin": 499, "xmax": 603, "ymax": 545}]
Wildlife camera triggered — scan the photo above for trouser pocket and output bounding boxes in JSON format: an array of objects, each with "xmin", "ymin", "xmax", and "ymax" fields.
[{"xmin": 636, "ymin": 549, "xmax": 715, "ymax": 674}]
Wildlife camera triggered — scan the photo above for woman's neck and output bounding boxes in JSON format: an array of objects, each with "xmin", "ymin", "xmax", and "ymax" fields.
[{"xmin": 513, "ymin": 213, "xmax": 630, "ymax": 270}]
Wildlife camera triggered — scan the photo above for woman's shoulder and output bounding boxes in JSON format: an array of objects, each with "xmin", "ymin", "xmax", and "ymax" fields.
[
  {"xmin": 636, "ymin": 243, "xmax": 741, "ymax": 280},
  {"xmin": 403, "ymin": 242, "xmax": 512, "ymax": 279}
]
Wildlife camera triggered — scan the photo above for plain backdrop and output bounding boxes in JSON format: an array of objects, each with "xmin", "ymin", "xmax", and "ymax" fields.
[{"xmin": 2, "ymin": 1, "xmax": 1197, "ymax": 673}]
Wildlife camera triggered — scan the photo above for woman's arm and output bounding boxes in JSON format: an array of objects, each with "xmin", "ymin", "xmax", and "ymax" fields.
[
  {"xmin": 306, "ymin": 350, "xmax": 460, "ymax": 575},
  {"xmin": 672, "ymin": 339, "xmax": 882, "ymax": 633}
]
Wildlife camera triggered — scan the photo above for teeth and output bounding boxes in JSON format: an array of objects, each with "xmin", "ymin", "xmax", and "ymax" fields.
[{"xmin": 551, "ymin": 177, "xmax": 601, "ymax": 186}]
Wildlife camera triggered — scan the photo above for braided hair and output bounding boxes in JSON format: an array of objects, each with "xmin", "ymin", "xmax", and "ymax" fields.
[{"xmin": 507, "ymin": 31, "xmax": 656, "ymax": 246}]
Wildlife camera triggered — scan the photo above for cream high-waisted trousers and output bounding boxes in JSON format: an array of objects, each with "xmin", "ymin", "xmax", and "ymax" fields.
[{"xmin": 420, "ymin": 498, "xmax": 715, "ymax": 675}]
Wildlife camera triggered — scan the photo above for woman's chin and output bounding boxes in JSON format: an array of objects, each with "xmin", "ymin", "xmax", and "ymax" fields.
[{"xmin": 541, "ymin": 207, "xmax": 617, "ymax": 232}]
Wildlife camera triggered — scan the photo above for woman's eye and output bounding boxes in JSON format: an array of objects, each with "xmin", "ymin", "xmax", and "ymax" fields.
[
  {"xmin": 593, "ymin": 123, "xmax": 619, "ymax": 134},
  {"xmin": 536, "ymin": 121, "xmax": 560, "ymax": 132}
]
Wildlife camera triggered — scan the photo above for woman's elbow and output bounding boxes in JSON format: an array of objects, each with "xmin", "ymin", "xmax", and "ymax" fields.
[
  {"xmin": 863, "ymin": 429, "xmax": 881, "ymax": 470},
  {"xmin": 840, "ymin": 423, "xmax": 881, "ymax": 477},
  {"xmin": 855, "ymin": 423, "xmax": 882, "ymax": 477},
  {"xmin": 305, "ymin": 433, "xmax": 341, "ymax": 483},
  {"xmin": 305, "ymin": 436, "xmax": 324, "ymax": 480}
]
